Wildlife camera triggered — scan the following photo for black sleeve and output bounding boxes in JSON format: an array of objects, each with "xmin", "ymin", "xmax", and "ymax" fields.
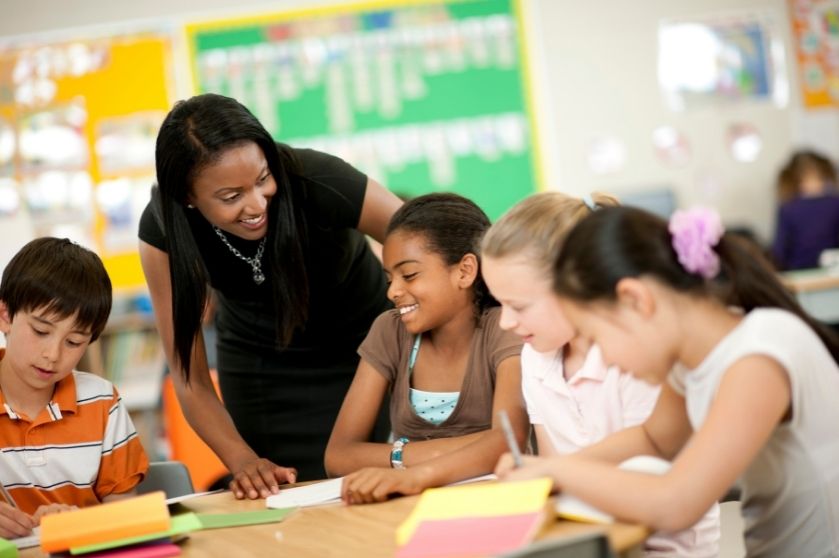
[
  {"xmin": 138, "ymin": 199, "xmax": 167, "ymax": 252},
  {"xmin": 294, "ymin": 148, "xmax": 369, "ymax": 229}
]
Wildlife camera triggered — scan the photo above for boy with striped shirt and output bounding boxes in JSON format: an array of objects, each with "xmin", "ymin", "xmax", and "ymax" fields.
[{"xmin": 0, "ymin": 238, "xmax": 149, "ymax": 538}]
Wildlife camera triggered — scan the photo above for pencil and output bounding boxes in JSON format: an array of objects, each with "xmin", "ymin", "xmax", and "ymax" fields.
[
  {"xmin": 498, "ymin": 409, "xmax": 523, "ymax": 468},
  {"xmin": 0, "ymin": 481, "xmax": 17, "ymax": 509}
]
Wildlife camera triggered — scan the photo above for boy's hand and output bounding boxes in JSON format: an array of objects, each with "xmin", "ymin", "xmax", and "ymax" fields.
[
  {"xmin": 341, "ymin": 468, "xmax": 426, "ymax": 505},
  {"xmin": 229, "ymin": 457, "xmax": 297, "ymax": 500},
  {"xmin": 33, "ymin": 503, "xmax": 78, "ymax": 524},
  {"xmin": 0, "ymin": 502, "xmax": 35, "ymax": 538}
]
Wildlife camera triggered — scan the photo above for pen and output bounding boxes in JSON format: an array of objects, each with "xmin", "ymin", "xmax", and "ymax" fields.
[
  {"xmin": 0, "ymin": 480, "xmax": 17, "ymax": 509},
  {"xmin": 498, "ymin": 409, "xmax": 523, "ymax": 468}
]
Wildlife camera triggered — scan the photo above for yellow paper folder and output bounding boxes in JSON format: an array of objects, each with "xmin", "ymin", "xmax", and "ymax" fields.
[
  {"xmin": 40, "ymin": 491, "xmax": 170, "ymax": 553},
  {"xmin": 396, "ymin": 478, "xmax": 552, "ymax": 545}
]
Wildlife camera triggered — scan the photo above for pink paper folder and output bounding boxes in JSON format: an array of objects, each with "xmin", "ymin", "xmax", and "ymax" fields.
[
  {"xmin": 396, "ymin": 512, "xmax": 544, "ymax": 558},
  {"xmin": 77, "ymin": 539, "xmax": 181, "ymax": 558}
]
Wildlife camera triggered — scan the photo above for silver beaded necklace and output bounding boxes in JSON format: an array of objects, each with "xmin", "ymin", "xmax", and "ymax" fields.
[{"xmin": 213, "ymin": 226, "xmax": 267, "ymax": 285}]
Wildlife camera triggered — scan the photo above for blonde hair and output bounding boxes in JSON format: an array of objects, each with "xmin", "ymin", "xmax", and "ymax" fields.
[{"xmin": 481, "ymin": 191, "xmax": 619, "ymax": 274}]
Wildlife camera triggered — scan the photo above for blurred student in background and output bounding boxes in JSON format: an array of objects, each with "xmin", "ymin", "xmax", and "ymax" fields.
[{"xmin": 773, "ymin": 149, "xmax": 839, "ymax": 270}]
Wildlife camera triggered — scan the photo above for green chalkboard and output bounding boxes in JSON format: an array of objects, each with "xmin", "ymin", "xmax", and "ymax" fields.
[{"xmin": 187, "ymin": 0, "xmax": 539, "ymax": 219}]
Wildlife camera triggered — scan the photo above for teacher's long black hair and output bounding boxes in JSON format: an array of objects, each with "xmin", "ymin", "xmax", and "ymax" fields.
[{"xmin": 154, "ymin": 93, "xmax": 309, "ymax": 381}]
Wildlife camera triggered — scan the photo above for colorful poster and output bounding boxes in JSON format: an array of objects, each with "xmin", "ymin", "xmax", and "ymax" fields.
[
  {"xmin": 658, "ymin": 12, "xmax": 787, "ymax": 111},
  {"xmin": 789, "ymin": 0, "xmax": 839, "ymax": 107},
  {"xmin": 0, "ymin": 32, "xmax": 174, "ymax": 290},
  {"xmin": 187, "ymin": 0, "xmax": 540, "ymax": 219}
]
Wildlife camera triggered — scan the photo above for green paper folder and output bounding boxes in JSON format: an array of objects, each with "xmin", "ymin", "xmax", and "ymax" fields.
[
  {"xmin": 71, "ymin": 507, "xmax": 296, "ymax": 555},
  {"xmin": 196, "ymin": 508, "xmax": 296, "ymax": 530},
  {"xmin": 0, "ymin": 538, "xmax": 16, "ymax": 558}
]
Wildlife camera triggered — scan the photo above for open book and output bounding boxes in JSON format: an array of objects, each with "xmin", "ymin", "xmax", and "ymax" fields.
[{"xmin": 555, "ymin": 455, "xmax": 671, "ymax": 523}]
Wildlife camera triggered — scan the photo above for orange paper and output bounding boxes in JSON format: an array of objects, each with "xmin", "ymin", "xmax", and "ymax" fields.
[{"xmin": 40, "ymin": 491, "xmax": 171, "ymax": 553}]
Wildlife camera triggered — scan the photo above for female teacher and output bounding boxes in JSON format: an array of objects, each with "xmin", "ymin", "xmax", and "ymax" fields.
[{"xmin": 139, "ymin": 93, "xmax": 402, "ymax": 499}]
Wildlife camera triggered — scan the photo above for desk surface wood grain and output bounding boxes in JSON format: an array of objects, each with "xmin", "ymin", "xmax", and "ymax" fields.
[{"xmin": 20, "ymin": 488, "xmax": 648, "ymax": 557}]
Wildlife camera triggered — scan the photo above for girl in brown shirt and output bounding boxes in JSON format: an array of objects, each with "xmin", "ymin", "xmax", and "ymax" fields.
[{"xmin": 325, "ymin": 193, "xmax": 526, "ymax": 504}]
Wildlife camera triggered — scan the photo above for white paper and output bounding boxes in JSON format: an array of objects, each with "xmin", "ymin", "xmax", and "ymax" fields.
[
  {"xmin": 166, "ymin": 488, "xmax": 226, "ymax": 506},
  {"xmin": 448, "ymin": 473, "xmax": 497, "ymax": 486},
  {"xmin": 555, "ymin": 455, "xmax": 671, "ymax": 524},
  {"xmin": 264, "ymin": 473, "xmax": 499, "ymax": 510},
  {"xmin": 266, "ymin": 478, "xmax": 343, "ymax": 509},
  {"xmin": 12, "ymin": 526, "xmax": 40, "ymax": 549},
  {"xmin": 555, "ymin": 494, "xmax": 615, "ymax": 524}
]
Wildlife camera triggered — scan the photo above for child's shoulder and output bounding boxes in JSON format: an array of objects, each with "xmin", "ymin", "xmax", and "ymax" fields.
[
  {"xmin": 478, "ymin": 306, "xmax": 503, "ymax": 326},
  {"xmin": 478, "ymin": 306, "xmax": 523, "ymax": 353},
  {"xmin": 742, "ymin": 308, "xmax": 811, "ymax": 338},
  {"xmin": 70, "ymin": 371, "xmax": 117, "ymax": 402},
  {"xmin": 371, "ymin": 308, "xmax": 407, "ymax": 332},
  {"xmin": 478, "ymin": 306, "xmax": 505, "ymax": 337},
  {"xmin": 364, "ymin": 308, "xmax": 412, "ymax": 347}
]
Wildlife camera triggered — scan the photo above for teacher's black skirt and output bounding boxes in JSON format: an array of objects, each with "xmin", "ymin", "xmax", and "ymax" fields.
[{"xmin": 216, "ymin": 342, "xmax": 390, "ymax": 481}]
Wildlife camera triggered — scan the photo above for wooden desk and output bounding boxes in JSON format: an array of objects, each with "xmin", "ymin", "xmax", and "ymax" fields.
[
  {"xmin": 782, "ymin": 268, "xmax": 839, "ymax": 323},
  {"xmin": 21, "ymin": 490, "xmax": 647, "ymax": 558}
]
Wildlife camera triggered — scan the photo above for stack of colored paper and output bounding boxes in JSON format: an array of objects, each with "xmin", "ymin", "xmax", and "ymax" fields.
[
  {"xmin": 396, "ymin": 478, "xmax": 553, "ymax": 558},
  {"xmin": 40, "ymin": 492, "xmax": 173, "ymax": 555},
  {"xmin": 39, "ymin": 491, "xmax": 297, "ymax": 557}
]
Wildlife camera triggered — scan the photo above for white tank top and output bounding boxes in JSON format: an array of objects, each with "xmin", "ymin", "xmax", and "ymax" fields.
[{"xmin": 669, "ymin": 308, "xmax": 839, "ymax": 557}]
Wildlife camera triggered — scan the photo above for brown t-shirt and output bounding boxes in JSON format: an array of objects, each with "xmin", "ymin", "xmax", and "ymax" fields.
[{"xmin": 358, "ymin": 307, "xmax": 522, "ymax": 440}]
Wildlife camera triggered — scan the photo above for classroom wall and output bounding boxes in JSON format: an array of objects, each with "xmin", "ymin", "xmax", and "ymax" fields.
[
  {"xmin": 525, "ymin": 0, "xmax": 808, "ymax": 242},
  {"xmin": 2, "ymin": 0, "xmax": 838, "ymax": 244}
]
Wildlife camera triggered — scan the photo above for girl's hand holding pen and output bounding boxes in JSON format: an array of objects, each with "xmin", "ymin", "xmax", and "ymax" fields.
[
  {"xmin": 0, "ymin": 502, "xmax": 34, "ymax": 539},
  {"xmin": 494, "ymin": 453, "xmax": 559, "ymax": 485}
]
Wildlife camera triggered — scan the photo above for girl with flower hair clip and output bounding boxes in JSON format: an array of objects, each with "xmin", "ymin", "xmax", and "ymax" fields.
[{"xmin": 497, "ymin": 205, "xmax": 839, "ymax": 558}]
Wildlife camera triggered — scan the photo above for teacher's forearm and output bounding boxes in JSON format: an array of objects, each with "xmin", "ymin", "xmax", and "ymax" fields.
[{"xmin": 176, "ymin": 382, "xmax": 258, "ymax": 472}]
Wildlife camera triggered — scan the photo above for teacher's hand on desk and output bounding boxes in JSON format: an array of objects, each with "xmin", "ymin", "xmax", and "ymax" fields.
[
  {"xmin": 229, "ymin": 455, "xmax": 297, "ymax": 500},
  {"xmin": 341, "ymin": 467, "xmax": 427, "ymax": 505}
]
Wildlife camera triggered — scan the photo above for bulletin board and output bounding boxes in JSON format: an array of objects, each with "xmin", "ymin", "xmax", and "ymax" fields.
[
  {"xmin": 186, "ymin": 0, "xmax": 540, "ymax": 219},
  {"xmin": 658, "ymin": 11, "xmax": 784, "ymax": 112},
  {"xmin": 0, "ymin": 32, "xmax": 174, "ymax": 291},
  {"xmin": 789, "ymin": 0, "xmax": 839, "ymax": 107}
]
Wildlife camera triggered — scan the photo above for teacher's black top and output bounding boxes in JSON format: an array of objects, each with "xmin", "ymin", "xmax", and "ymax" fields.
[{"xmin": 139, "ymin": 147, "xmax": 391, "ymax": 480}]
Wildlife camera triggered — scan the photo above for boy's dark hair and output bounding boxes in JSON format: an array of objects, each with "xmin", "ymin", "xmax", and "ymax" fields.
[
  {"xmin": 0, "ymin": 237, "xmax": 112, "ymax": 341},
  {"xmin": 387, "ymin": 192, "xmax": 498, "ymax": 312}
]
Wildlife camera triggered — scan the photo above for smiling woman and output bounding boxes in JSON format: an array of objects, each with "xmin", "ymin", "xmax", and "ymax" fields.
[{"xmin": 137, "ymin": 94, "xmax": 404, "ymax": 497}]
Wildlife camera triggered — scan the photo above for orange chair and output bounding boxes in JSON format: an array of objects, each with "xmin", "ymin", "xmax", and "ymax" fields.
[{"xmin": 161, "ymin": 372, "xmax": 229, "ymax": 491}]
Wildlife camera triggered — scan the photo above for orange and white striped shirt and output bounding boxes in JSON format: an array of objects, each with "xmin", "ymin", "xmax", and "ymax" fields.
[{"xmin": 0, "ymin": 357, "xmax": 148, "ymax": 515}]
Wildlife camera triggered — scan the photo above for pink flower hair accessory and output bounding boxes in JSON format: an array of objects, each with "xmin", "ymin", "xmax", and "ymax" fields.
[{"xmin": 668, "ymin": 207, "xmax": 724, "ymax": 279}]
